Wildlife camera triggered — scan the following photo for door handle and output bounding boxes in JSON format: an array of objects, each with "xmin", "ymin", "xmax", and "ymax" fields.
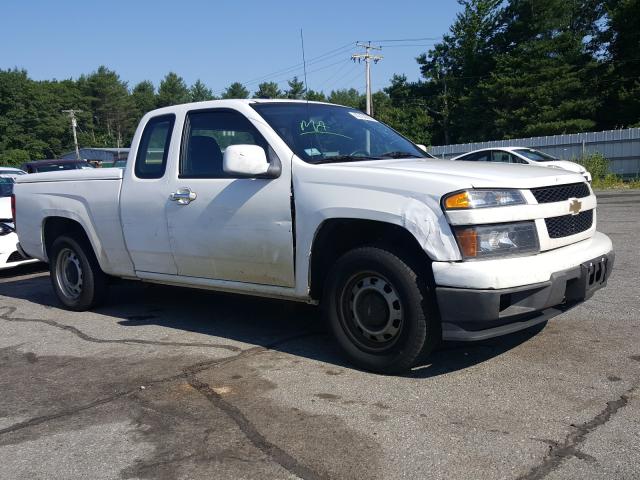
[{"xmin": 169, "ymin": 187, "xmax": 197, "ymax": 205}]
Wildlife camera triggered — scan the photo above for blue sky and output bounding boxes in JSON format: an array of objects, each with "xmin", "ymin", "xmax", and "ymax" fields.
[{"xmin": 1, "ymin": 0, "xmax": 461, "ymax": 95}]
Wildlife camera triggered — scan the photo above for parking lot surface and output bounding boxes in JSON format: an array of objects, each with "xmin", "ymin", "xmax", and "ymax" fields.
[{"xmin": 0, "ymin": 190, "xmax": 638, "ymax": 480}]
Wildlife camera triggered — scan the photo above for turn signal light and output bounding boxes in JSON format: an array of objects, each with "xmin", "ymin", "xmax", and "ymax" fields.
[
  {"xmin": 455, "ymin": 227, "xmax": 478, "ymax": 257},
  {"xmin": 444, "ymin": 191, "xmax": 471, "ymax": 209}
]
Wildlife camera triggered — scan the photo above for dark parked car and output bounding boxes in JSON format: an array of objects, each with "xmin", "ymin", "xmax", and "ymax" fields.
[{"xmin": 21, "ymin": 159, "xmax": 95, "ymax": 174}]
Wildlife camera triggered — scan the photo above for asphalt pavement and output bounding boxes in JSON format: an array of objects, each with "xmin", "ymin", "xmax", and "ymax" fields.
[{"xmin": 0, "ymin": 190, "xmax": 638, "ymax": 479}]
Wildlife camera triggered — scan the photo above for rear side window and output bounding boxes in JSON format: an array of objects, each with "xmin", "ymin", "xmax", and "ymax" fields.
[
  {"xmin": 461, "ymin": 151, "xmax": 490, "ymax": 162},
  {"xmin": 491, "ymin": 151, "xmax": 513, "ymax": 163},
  {"xmin": 135, "ymin": 114, "xmax": 175, "ymax": 179}
]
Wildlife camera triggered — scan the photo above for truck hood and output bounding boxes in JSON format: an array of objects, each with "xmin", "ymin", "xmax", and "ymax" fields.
[{"xmin": 332, "ymin": 158, "xmax": 586, "ymax": 190}]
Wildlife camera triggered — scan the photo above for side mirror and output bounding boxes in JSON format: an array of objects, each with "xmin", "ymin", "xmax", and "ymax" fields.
[
  {"xmin": 223, "ymin": 145, "xmax": 270, "ymax": 177},
  {"xmin": 416, "ymin": 144, "xmax": 428, "ymax": 152}
]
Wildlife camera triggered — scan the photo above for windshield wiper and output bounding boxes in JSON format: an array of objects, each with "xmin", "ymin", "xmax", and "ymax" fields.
[
  {"xmin": 312, "ymin": 155, "xmax": 381, "ymax": 164},
  {"xmin": 380, "ymin": 151, "xmax": 419, "ymax": 159}
]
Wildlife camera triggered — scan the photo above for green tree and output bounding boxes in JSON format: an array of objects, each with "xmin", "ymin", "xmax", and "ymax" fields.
[
  {"xmin": 1, "ymin": 149, "xmax": 30, "ymax": 167},
  {"xmin": 80, "ymin": 66, "xmax": 132, "ymax": 147},
  {"xmin": 480, "ymin": 0, "xmax": 601, "ymax": 138},
  {"xmin": 328, "ymin": 88, "xmax": 363, "ymax": 108},
  {"xmin": 42, "ymin": 79, "xmax": 87, "ymax": 155},
  {"xmin": 285, "ymin": 76, "xmax": 306, "ymax": 99},
  {"xmin": 157, "ymin": 72, "xmax": 190, "ymax": 107},
  {"xmin": 372, "ymin": 90, "xmax": 433, "ymax": 145},
  {"xmin": 0, "ymin": 69, "xmax": 74, "ymax": 161},
  {"xmin": 189, "ymin": 79, "xmax": 215, "ymax": 102},
  {"xmin": 131, "ymin": 81, "xmax": 156, "ymax": 120},
  {"xmin": 253, "ymin": 81, "xmax": 283, "ymax": 99},
  {"xmin": 222, "ymin": 82, "xmax": 249, "ymax": 99},
  {"xmin": 305, "ymin": 90, "xmax": 327, "ymax": 102},
  {"xmin": 417, "ymin": 0, "xmax": 503, "ymax": 143},
  {"xmin": 598, "ymin": 0, "xmax": 640, "ymax": 127}
]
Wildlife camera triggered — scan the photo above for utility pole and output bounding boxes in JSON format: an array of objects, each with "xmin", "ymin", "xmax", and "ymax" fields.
[
  {"xmin": 352, "ymin": 42, "xmax": 383, "ymax": 116},
  {"xmin": 62, "ymin": 109, "xmax": 82, "ymax": 160}
]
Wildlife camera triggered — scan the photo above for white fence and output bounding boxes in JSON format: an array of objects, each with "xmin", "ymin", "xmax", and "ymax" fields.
[{"xmin": 428, "ymin": 128, "xmax": 640, "ymax": 177}]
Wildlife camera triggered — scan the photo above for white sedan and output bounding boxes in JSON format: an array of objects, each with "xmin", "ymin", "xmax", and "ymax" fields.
[
  {"xmin": 0, "ymin": 167, "xmax": 27, "ymax": 178},
  {"xmin": 452, "ymin": 147, "xmax": 592, "ymax": 182},
  {"xmin": 0, "ymin": 177, "xmax": 38, "ymax": 270}
]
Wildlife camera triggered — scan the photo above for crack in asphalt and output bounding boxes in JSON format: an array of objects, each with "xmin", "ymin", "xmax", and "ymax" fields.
[
  {"xmin": 0, "ymin": 306, "xmax": 241, "ymax": 351},
  {"xmin": 0, "ymin": 390, "xmax": 133, "ymax": 436},
  {"xmin": 518, "ymin": 386, "xmax": 637, "ymax": 480},
  {"xmin": 0, "ymin": 326, "xmax": 323, "ymax": 479},
  {"xmin": 187, "ymin": 375, "xmax": 328, "ymax": 480}
]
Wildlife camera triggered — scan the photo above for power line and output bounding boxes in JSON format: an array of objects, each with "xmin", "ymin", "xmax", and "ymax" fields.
[
  {"xmin": 214, "ymin": 37, "xmax": 441, "ymax": 98},
  {"xmin": 240, "ymin": 42, "xmax": 355, "ymax": 88},
  {"xmin": 216, "ymin": 44, "xmax": 357, "ymax": 97},
  {"xmin": 315, "ymin": 59, "xmax": 357, "ymax": 92},
  {"xmin": 378, "ymin": 43, "xmax": 438, "ymax": 48},
  {"xmin": 370, "ymin": 37, "xmax": 441, "ymax": 42}
]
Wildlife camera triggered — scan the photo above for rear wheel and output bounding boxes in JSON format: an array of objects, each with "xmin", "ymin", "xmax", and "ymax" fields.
[
  {"xmin": 50, "ymin": 235, "xmax": 108, "ymax": 311},
  {"xmin": 323, "ymin": 246, "xmax": 439, "ymax": 374}
]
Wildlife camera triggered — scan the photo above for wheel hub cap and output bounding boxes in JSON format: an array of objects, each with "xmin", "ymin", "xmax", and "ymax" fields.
[
  {"xmin": 56, "ymin": 248, "xmax": 83, "ymax": 300},
  {"xmin": 349, "ymin": 275, "xmax": 402, "ymax": 344}
]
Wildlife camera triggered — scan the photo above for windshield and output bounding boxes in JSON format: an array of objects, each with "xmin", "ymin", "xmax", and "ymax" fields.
[
  {"xmin": 252, "ymin": 103, "xmax": 429, "ymax": 163},
  {"xmin": 0, "ymin": 169, "xmax": 24, "ymax": 175},
  {"xmin": 515, "ymin": 149, "xmax": 558, "ymax": 162},
  {"xmin": 0, "ymin": 177, "xmax": 14, "ymax": 197}
]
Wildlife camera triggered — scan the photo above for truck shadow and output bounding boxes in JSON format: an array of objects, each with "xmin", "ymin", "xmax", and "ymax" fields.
[
  {"xmin": 100, "ymin": 280, "xmax": 549, "ymax": 378},
  {"xmin": 0, "ymin": 273, "xmax": 545, "ymax": 378}
]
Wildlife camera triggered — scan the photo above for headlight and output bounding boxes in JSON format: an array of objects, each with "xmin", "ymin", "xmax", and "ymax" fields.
[
  {"xmin": 453, "ymin": 222, "xmax": 539, "ymax": 259},
  {"xmin": 443, "ymin": 189, "xmax": 525, "ymax": 209}
]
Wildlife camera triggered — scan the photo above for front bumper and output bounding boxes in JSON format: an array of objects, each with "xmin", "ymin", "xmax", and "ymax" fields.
[{"xmin": 433, "ymin": 233, "xmax": 614, "ymax": 341}]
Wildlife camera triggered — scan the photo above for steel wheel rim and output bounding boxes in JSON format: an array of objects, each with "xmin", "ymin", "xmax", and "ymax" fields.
[
  {"xmin": 55, "ymin": 247, "xmax": 83, "ymax": 300},
  {"xmin": 339, "ymin": 272, "xmax": 403, "ymax": 352}
]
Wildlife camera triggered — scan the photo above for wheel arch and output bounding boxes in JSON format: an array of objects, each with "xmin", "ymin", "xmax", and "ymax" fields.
[
  {"xmin": 308, "ymin": 218, "xmax": 434, "ymax": 302},
  {"xmin": 42, "ymin": 216, "xmax": 103, "ymax": 269}
]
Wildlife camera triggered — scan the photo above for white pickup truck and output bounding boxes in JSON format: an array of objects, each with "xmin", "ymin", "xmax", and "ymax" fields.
[{"xmin": 14, "ymin": 100, "xmax": 614, "ymax": 373}]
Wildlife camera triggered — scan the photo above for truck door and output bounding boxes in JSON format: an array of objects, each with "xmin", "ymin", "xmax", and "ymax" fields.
[
  {"xmin": 120, "ymin": 114, "xmax": 178, "ymax": 275},
  {"xmin": 164, "ymin": 108, "xmax": 295, "ymax": 287}
]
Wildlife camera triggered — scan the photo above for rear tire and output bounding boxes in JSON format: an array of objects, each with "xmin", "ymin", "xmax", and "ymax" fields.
[
  {"xmin": 50, "ymin": 235, "xmax": 108, "ymax": 311},
  {"xmin": 323, "ymin": 246, "xmax": 439, "ymax": 374}
]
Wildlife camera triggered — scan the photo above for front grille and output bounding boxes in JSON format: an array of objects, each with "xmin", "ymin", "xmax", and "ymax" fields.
[
  {"xmin": 6, "ymin": 251, "xmax": 26, "ymax": 263},
  {"xmin": 545, "ymin": 210, "xmax": 593, "ymax": 238},
  {"xmin": 531, "ymin": 182, "xmax": 590, "ymax": 204}
]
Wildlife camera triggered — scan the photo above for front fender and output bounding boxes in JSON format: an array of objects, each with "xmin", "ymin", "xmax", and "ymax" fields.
[{"xmin": 293, "ymin": 187, "xmax": 461, "ymax": 296}]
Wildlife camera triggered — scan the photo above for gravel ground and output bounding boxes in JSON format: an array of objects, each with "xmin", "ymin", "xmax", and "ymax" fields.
[{"xmin": 0, "ymin": 190, "xmax": 638, "ymax": 479}]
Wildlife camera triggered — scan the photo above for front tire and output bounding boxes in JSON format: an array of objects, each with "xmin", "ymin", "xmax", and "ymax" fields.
[
  {"xmin": 50, "ymin": 235, "xmax": 108, "ymax": 311},
  {"xmin": 323, "ymin": 246, "xmax": 439, "ymax": 374}
]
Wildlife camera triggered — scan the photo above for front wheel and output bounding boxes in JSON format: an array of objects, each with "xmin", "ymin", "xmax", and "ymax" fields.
[
  {"xmin": 50, "ymin": 235, "xmax": 108, "ymax": 311},
  {"xmin": 323, "ymin": 246, "xmax": 439, "ymax": 374}
]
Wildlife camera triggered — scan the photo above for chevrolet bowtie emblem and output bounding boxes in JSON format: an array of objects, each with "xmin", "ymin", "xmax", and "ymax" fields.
[{"xmin": 569, "ymin": 198, "xmax": 582, "ymax": 215}]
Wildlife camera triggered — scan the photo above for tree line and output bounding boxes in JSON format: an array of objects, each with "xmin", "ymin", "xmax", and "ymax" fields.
[{"xmin": 0, "ymin": 0, "xmax": 638, "ymax": 166}]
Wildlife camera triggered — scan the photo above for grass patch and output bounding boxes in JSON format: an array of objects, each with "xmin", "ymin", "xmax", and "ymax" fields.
[
  {"xmin": 591, "ymin": 175, "xmax": 640, "ymax": 189},
  {"xmin": 576, "ymin": 152, "xmax": 640, "ymax": 189}
]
